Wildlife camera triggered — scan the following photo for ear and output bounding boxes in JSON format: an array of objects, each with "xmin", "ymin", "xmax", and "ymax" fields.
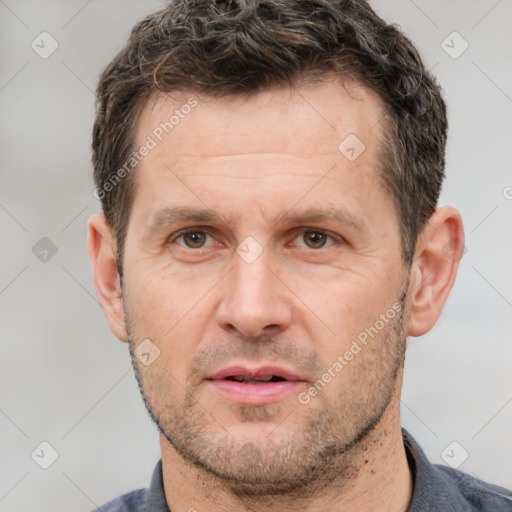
[
  {"xmin": 406, "ymin": 206, "xmax": 465, "ymax": 337},
  {"xmin": 87, "ymin": 214, "xmax": 129, "ymax": 342}
]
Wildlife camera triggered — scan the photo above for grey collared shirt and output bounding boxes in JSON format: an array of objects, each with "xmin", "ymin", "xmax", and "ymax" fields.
[{"xmin": 93, "ymin": 429, "xmax": 512, "ymax": 511}]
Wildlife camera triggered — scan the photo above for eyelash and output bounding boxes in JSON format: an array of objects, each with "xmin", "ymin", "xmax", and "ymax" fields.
[{"xmin": 169, "ymin": 228, "xmax": 340, "ymax": 251}]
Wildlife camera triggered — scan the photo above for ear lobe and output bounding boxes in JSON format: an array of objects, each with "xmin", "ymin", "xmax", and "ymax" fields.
[
  {"xmin": 87, "ymin": 214, "xmax": 129, "ymax": 342},
  {"xmin": 406, "ymin": 206, "xmax": 465, "ymax": 338}
]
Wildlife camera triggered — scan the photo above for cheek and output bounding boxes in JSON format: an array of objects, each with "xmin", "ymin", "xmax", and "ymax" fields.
[
  {"xmin": 123, "ymin": 267, "xmax": 214, "ymax": 378},
  {"xmin": 290, "ymin": 271, "xmax": 392, "ymax": 353},
  {"xmin": 124, "ymin": 259, "xmax": 211, "ymax": 330}
]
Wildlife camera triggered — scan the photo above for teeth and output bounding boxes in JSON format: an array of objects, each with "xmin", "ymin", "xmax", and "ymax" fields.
[{"xmin": 230, "ymin": 375, "xmax": 274, "ymax": 382}]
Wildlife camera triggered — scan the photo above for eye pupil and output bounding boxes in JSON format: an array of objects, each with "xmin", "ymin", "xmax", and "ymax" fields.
[
  {"xmin": 184, "ymin": 232, "xmax": 206, "ymax": 248},
  {"xmin": 304, "ymin": 231, "xmax": 327, "ymax": 248}
]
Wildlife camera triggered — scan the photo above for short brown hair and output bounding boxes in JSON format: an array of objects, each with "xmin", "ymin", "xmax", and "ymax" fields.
[{"xmin": 92, "ymin": 0, "xmax": 447, "ymax": 269}]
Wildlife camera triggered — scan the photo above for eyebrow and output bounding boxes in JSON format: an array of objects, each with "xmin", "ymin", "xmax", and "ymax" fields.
[{"xmin": 146, "ymin": 205, "xmax": 366, "ymax": 234}]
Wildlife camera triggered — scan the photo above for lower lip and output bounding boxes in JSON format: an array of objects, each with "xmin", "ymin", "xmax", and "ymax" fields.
[{"xmin": 205, "ymin": 379, "xmax": 306, "ymax": 405}]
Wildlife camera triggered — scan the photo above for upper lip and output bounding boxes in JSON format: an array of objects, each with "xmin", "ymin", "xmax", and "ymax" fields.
[{"xmin": 206, "ymin": 364, "xmax": 305, "ymax": 381}]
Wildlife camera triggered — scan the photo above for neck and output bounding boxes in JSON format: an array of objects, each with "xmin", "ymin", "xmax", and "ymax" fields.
[{"xmin": 160, "ymin": 393, "xmax": 412, "ymax": 512}]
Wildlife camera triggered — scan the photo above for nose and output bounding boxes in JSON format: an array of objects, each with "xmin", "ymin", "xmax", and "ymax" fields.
[{"xmin": 215, "ymin": 250, "xmax": 292, "ymax": 339}]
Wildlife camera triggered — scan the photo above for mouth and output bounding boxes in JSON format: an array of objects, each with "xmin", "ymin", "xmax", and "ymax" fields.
[
  {"xmin": 205, "ymin": 365, "xmax": 306, "ymax": 405},
  {"xmin": 224, "ymin": 375, "xmax": 287, "ymax": 384}
]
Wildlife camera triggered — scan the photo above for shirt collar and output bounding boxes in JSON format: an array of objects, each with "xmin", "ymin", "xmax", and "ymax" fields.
[
  {"xmin": 146, "ymin": 458, "xmax": 171, "ymax": 512},
  {"xmin": 402, "ymin": 427, "xmax": 462, "ymax": 511}
]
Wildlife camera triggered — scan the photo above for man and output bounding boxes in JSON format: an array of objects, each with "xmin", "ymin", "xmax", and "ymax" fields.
[{"xmin": 87, "ymin": 0, "xmax": 512, "ymax": 510}]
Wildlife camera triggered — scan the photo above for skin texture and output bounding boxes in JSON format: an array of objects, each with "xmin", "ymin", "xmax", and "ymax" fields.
[{"xmin": 88, "ymin": 78, "xmax": 464, "ymax": 511}]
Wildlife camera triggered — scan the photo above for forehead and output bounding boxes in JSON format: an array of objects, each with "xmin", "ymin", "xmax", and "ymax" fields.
[
  {"xmin": 136, "ymin": 78, "xmax": 386, "ymax": 161},
  {"xmin": 129, "ymin": 79, "xmax": 393, "ymax": 234}
]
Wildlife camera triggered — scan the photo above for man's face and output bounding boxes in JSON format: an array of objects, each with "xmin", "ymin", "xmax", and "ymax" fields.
[{"xmin": 121, "ymin": 80, "xmax": 409, "ymax": 491}]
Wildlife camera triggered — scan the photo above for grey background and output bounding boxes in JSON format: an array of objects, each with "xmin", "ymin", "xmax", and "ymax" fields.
[{"xmin": 1, "ymin": 1, "xmax": 511, "ymax": 510}]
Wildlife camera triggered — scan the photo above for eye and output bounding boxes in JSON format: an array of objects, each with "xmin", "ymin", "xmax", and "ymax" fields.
[
  {"xmin": 169, "ymin": 228, "xmax": 339, "ymax": 252},
  {"xmin": 174, "ymin": 230, "xmax": 214, "ymax": 249},
  {"xmin": 295, "ymin": 229, "xmax": 337, "ymax": 249}
]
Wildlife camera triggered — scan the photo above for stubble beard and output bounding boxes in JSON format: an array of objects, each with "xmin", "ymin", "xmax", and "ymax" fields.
[{"xmin": 126, "ymin": 291, "xmax": 408, "ymax": 499}]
